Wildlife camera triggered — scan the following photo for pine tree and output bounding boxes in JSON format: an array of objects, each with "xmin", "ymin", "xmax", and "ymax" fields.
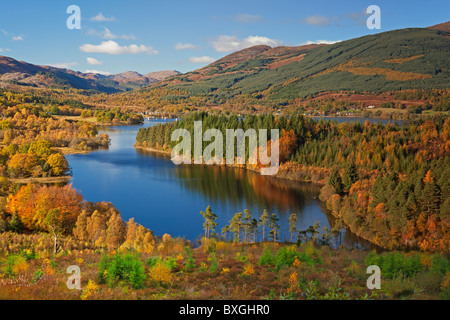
[
  {"xmin": 268, "ymin": 213, "xmax": 280, "ymax": 242},
  {"xmin": 221, "ymin": 225, "xmax": 230, "ymax": 241},
  {"xmin": 200, "ymin": 205, "xmax": 218, "ymax": 239},
  {"xmin": 248, "ymin": 218, "xmax": 258, "ymax": 243},
  {"xmin": 259, "ymin": 209, "xmax": 270, "ymax": 241},
  {"xmin": 328, "ymin": 168, "xmax": 344, "ymax": 194},
  {"xmin": 288, "ymin": 213, "xmax": 298, "ymax": 242},
  {"xmin": 229, "ymin": 212, "xmax": 243, "ymax": 242},
  {"xmin": 343, "ymin": 162, "xmax": 358, "ymax": 191},
  {"xmin": 8, "ymin": 212, "xmax": 24, "ymax": 233},
  {"xmin": 242, "ymin": 209, "xmax": 252, "ymax": 243}
]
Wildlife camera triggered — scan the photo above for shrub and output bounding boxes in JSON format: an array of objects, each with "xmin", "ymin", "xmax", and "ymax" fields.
[
  {"xmin": 148, "ymin": 260, "xmax": 173, "ymax": 286},
  {"xmin": 98, "ymin": 254, "xmax": 146, "ymax": 289},
  {"xmin": 184, "ymin": 246, "xmax": 196, "ymax": 271},
  {"xmin": 81, "ymin": 280, "xmax": 99, "ymax": 300},
  {"xmin": 241, "ymin": 263, "xmax": 255, "ymax": 277},
  {"xmin": 366, "ymin": 252, "xmax": 424, "ymax": 279},
  {"xmin": 1, "ymin": 254, "xmax": 28, "ymax": 276},
  {"xmin": 383, "ymin": 275, "xmax": 418, "ymax": 299},
  {"xmin": 431, "ymin": 255, "xmax": 450, "ymax": 275},
  {"xmin": 275, "ymin": 247, "xmax": 300, "ymax": 270},
  {"xmin": 208, "ymin": 253, "xmax": 218, "ymax": 273},
  {"xmin": 258, "ymin": 247, "xmax": 275, "ymax": 266},
  {"xmin": 275, "ymin": 246, "xmax": 317, "ymax": 270}
]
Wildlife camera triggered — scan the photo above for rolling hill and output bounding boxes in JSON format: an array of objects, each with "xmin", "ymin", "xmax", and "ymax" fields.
[{"xmin": 139, "ymin": 22, "xmax": 449, "ymax": 106}]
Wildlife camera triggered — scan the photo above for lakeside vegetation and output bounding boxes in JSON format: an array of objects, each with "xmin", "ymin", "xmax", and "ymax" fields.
[{"xmin": 0, "ymin": 197, "xmax": 449, "ymax": 300}]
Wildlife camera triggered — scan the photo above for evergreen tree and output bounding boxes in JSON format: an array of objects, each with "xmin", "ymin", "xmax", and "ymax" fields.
[
  {"xmin": 258, "ymin": 209, "xmax": 269, "ymax": 241},
  {"xmin": 288, "ymin": 213, "xmax": 298, "ymax": 242},
  {"xmin": 328, "ymin": 168, "xmax": 344, "ymax": 194},
  {"xmin": 268, "ymin": 213, "xmax": 280, "ymax": 242},
  {"xmin": 342, "ymin": 162, "xmax": 358, "ymax": 191},
  {"xmin": 229, "ymin": 212, "xmax": 243, "ymax": 242},
  {"xmin": 242, "ymin": 209, "xmax": 252, "ymax": 243},
  {"xmin": 9, "ymin": 212, "xmax": 24, "ymax": 233},
  {"xmin": 221, "ymin": 225, "xmax": 230, "ymax": 241},
  {"xmin": 200, "ymin": 205, "xmax": 218, "ymax": 239}
]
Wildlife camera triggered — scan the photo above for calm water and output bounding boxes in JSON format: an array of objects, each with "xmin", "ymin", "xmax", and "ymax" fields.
[{"xmin": 66, "ymin": 119, "xmax": 372, "ymax": 248}]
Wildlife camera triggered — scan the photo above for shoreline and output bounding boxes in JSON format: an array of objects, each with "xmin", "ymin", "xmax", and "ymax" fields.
[
  {"xmin": 134, "ymin": 144, "xmax": 328, "ymax": 184},
  {"xmin": 9, "ymin": 176, "xmax": 71, "ymax": 184}
]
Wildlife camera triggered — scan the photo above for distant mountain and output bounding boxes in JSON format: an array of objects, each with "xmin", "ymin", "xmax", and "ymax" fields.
[
  {"xmin": 0, "ymin": 56, "xmax": 181, "ymax": 93},
  {"xmin": 107, "ymin": 70, "xmax": 180, "ymax": 85},
  {"xmin": 428, "ymin": 21, "xmax": 450, "ymax": 32},
  {"xmin": 146, "ymin": 22, "xmax": 449, "ymax": 103},
  {"xmin": 145, "ymin": 70, "xmax": 180, "ymax": 81}
]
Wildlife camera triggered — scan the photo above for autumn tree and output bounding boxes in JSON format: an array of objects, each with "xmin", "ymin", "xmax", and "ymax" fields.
[
  {"xmin": 86, "ymin": 210, "xmax": 107, "ymax": 247},
  {"xmin": 7, "ymin": 153, "xmax": 36, "ymax": 178},
  {"xmin": 28, "ymin": 140, "xmax": 52, "ymax": 163},
  {"xmin": 45, "ymin": 209, "xmax": 64, "ymax": 254},
  {"xmin": 106, "ymin": 212, "xmax": 126, "ymax": 250},
  {"xmin": 279, "ymin": 129, "xmax": 298, "ymax": 163},
  {"xmin": 73, "ymin": 210, "xmax": 89, "ymax": 242},
  {"xmin": 121, "ymin": 218, "xmax": 155, "ymax": 253},
  {"xmin": 7, "ymin": 183, "xmax": 83, "ymax": 233},
  {"xmin": 46, "ymin": 153, "xmax": 69, "ymax": 176}
]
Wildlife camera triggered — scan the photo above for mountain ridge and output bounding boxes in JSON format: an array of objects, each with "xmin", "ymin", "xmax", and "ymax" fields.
[{"xmin": 0, "ymin": 55, "xmax": 181, "ymax": 93}]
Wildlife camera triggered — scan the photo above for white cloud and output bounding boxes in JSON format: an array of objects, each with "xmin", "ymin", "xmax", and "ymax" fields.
[
  {"xmin": 86, "ymin": 27, "xmax": 136, "ymax": 40},
  {"xmin": 299, "ymin": 40, "xmax": 341, "ymax": 45},
  {"xmin": 235, "ymin": 14, "xmax": 263, "ymax": 23},
  {"xmin": 1, "ymin": 30, "xmax": 24, "ymax": 42},
  {"xmin": 49, "ymin": 62, "xmax": 78, "ymax": 69},
  {"xmin": 103, "ymin": 27, "xmax": 136, "ymax": 40},
  {"xmin": 175, "ymin": 42, "xmax": 200, "ymax": 50},
  {"xmin": 211, "ymin": 35, "xmax": 282, "ymax": 53},
  {"xmin": 86, "ymin": 57, "xmax": 103, "ymax": 65},
  {"xmin": 85, "ymin": 69, "xmax": 111, "ymax": 76},
  {"xmin": 90, "ymin": 13, "xmax": 116, "ymax": 22},
  {"xmin": 0, "ymin": 48, "xmax": 11, "ymax": 53},
  {"xmin": 189, "ymin": 56, "xmax": 217, "ymax": 64},
  {"xmin": 79, "ymin": 40, "xmax": 158, "ymax": 55},
  {"xmin": 301, "ymin": 15, "xmax": 330, "ymax": 26}
]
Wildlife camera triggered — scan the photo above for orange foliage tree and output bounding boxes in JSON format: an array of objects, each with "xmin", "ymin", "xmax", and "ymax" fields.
[{"xmin": 7, "ymin": 184, "xmax": 83, "ymax": 233}]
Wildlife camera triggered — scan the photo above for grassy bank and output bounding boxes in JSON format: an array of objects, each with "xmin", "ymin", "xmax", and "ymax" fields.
[{"xmin": 0, "ymin": 235, "xmax": 448, "ymax": 300}]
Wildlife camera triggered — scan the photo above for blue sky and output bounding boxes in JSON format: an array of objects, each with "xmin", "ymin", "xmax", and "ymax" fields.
[{"xmin": 0, "ymin": 0, "xmax": 448, "ymax": 75}]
